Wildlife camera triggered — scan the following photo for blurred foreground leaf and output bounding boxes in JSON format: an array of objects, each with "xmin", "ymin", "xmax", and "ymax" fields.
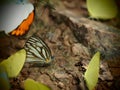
[
  {"xmin": 87, "ymin": 0, "xmax": 118, "ymax": 19},
  {"xmin": 24, "ymin": 79, "xmax": 51, "ymax": 90},
  {"xmin": 0, "ymin": 49, "xmax": 26, "ymax": 77},
  {"xmin": 0, "ymin": 66, "xmax": 10, "ymax": 90},
  {"xmin": 84, "ymin": 52, "xmax": 100, "ymax": 90}
]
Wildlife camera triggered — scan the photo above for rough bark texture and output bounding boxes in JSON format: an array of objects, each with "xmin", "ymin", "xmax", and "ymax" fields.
[{"xmin": 50, "ymin": 11, "xmax": 120, "ymax": 60}]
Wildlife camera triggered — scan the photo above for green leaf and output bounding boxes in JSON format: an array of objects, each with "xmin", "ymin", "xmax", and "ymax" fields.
[
  {"xmin": 84, "ymin": 52, "xmax": 100, "ymax": 90},
  {"xmin": 24, "ymin": 79, "xmax": 51, "ymax": 90},
  {"xmin": 0, "ymin": 65, "xmax": 10, "ymax": 90},
  {"xmin": 87, "ymin": 0, "xmax": 118, "ymax": 19},
  {"xmin": 0, "ymin": 49, "xmax": 26, "ymax": 78}
]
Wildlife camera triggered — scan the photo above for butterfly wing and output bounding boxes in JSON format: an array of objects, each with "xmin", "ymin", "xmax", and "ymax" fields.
[{"xmin": 24, "ymin": 35, "xmax": 53, "ymax": 66}]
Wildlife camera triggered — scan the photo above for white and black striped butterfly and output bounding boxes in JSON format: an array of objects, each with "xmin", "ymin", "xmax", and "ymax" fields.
[{"xmin": 24, "ymin": 35, "xmax": 53, "ymax": 66}]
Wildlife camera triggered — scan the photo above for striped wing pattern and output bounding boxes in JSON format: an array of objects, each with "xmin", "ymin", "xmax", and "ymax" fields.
[{"xmin": 24, "ymin": 35, "xmax": 52, "ymax": 65}]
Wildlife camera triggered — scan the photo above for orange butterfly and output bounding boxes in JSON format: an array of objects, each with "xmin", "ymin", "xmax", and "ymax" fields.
[{"xmin": 0, "ymin": 3, "xmax": 34, "ymax": 36}]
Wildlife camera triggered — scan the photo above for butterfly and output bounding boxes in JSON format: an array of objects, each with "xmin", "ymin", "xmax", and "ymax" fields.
[
  {"xmin": 0, "ymin": 2, "xmax": 34, "ymax": 36},
  {"xmin": 24, "ymin": 35, "xmax": 53, "ymax": 66}
]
